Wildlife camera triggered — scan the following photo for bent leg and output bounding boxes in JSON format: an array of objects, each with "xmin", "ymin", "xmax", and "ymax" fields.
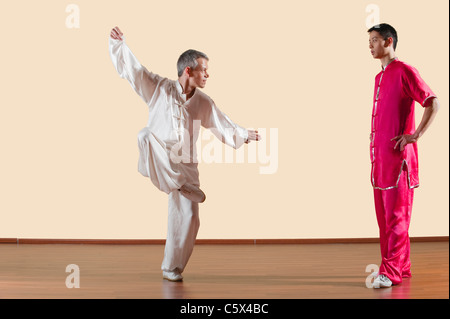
[{"xmin": 137, "ymin": 128, "xmax": 186, "ymax": 193}]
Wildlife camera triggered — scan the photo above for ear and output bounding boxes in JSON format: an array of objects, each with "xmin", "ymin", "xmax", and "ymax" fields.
[
  {"xmin": 384, "ymin": 37, "xmax": 393, "ymax": 48},
  {"xmin": 184, "ymin": 67, "xmax": 192, "ymax": 77}
]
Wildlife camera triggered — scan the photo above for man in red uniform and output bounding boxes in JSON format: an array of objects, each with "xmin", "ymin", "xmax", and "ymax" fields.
[{"xmin": 368, "ymin": 23, "xmax": 440, "ymax": 288}]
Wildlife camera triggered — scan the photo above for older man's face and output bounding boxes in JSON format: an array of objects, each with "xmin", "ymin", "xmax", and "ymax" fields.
[{"xmin": 189, "ymin": 58, "xmax": 209, "ymax": 88}]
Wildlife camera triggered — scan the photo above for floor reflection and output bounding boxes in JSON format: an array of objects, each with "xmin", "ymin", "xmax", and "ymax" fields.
[
  {"xmin": 161, "ymin": 280, "xmax": 188, "ymax": 299},
  {"xmin": 374, "ymin": 278, "xmax": 412, "ymax": 299}
]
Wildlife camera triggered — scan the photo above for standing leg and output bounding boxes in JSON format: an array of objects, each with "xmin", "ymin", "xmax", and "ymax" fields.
[
  {"xmin": 401, "ymin": 188, "xmax": 414, "ymax": 279},
  {"xmin": 161, "ymin": 190, "xmax": 200, "ymax": 281},
  {"xmin": 376, "ymin": 170, "xmax": 414, "ymax": 285},
  {"xmin": 374, "ymin": 188, "xmax": 388, "ymax": 263}
]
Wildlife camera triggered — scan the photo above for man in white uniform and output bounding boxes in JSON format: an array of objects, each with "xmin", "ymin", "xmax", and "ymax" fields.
[{"xmin": 109, "ymin": 27, "xmax": 260, "ymax": 281}]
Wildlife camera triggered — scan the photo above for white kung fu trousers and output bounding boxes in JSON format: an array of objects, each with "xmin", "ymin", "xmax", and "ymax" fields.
[{"xmin": 109, "ymin": 37, "xmax": 248, "ymax": 274}]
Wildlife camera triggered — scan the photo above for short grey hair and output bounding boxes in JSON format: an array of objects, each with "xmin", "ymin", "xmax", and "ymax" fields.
[{"xmin": 177, "ymin": 49, "xmax": 209, "ymax": 77}]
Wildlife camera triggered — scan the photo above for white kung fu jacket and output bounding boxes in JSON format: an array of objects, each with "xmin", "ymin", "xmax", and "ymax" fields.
[{"xmin": 109, "ymin": 37, "xmax": 248, "ymax": 189}]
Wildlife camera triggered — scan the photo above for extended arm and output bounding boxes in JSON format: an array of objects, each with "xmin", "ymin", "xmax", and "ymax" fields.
[
  {"xmin": 203, "ymin": 102, "xmax": 260, "ymax": 149},
  {"xmin": 109, "ymin": 26, "xmax": 160, "ymax": 104},
  {"xmin": 392, "ymin": 97, "xmax": 440, "ymax": 151}
]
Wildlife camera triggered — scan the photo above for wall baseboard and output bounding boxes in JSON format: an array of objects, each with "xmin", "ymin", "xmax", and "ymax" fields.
[{"xmin": 0, "ymin": 237, "xmax": 448, "ymax": 245}]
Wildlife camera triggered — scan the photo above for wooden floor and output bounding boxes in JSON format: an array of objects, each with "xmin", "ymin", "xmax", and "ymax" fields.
[{"xmin": 0, "ymin": 242, "xmax": 447, "ymax": 299}]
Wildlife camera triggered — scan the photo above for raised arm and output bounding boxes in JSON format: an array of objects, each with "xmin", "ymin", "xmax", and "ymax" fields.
[{"xmin": 109, "ymin": 26, "xmax": 161, "ymax": 105}]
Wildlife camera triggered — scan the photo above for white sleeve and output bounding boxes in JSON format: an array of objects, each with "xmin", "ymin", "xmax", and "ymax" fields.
[
  {"xmin": 202, "ymin": 101, "xmax": 248, "ymax": 149},
  {"xmin": 109, "ymin": 37, "xmax": 162, "ymax": 105}
]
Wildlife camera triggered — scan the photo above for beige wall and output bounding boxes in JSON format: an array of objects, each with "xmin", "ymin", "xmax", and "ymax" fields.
[{"xmin": 0, "ymin": 0, "xmax": 448, "ymax": 240}]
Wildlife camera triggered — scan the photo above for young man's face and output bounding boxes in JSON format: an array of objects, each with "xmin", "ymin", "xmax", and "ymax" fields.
[
  {"xmin": 189, "ymin": 58, "xmax": 209, "ymax": 88},
  {"xmin": 368, "ymin": 30, "xmax": 390, "ymax": 59}
]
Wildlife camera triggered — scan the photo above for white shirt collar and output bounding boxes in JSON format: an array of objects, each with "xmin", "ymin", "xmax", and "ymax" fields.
[{"xmin": 176, "ymin": 80, "xmax": 196, "ymax": 102}]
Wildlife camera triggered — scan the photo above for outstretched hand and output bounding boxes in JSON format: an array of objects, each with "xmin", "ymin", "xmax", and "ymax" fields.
[
  {"xmin": 245, "ymin": 130, "xmax": 261, "ymax": 144},
  {"xmin": 110, "ymin": 26, "xmax": 123, "ymax": 41}
]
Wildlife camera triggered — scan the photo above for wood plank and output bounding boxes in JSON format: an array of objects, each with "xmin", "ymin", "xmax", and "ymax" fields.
[
  {"xmin": 2, "ymin": 236, "xmax": 447, "ymax": 245},
  {"xmin": 0, "ymin": 242, "xmax": 447, "ymax": 299}
]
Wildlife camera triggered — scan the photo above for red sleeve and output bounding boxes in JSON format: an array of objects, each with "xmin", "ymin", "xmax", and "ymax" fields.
[{"xmin": 401, "ymin": 64, "xmax": 436, "ymax": 107}]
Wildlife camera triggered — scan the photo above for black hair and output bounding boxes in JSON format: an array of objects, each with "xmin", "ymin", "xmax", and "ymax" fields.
[{"xmin": 368, "ymin": 23, "xmax": 398, "ymax": 51}]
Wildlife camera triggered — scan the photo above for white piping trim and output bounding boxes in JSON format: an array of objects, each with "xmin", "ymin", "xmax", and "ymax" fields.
[
  {"xmin": 422, "ymin": 95, "xmax": 437, "ymax": 107},
  {"xmin": 372, "ymin": 160, "xmax": 419, "ymax": 190}
]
